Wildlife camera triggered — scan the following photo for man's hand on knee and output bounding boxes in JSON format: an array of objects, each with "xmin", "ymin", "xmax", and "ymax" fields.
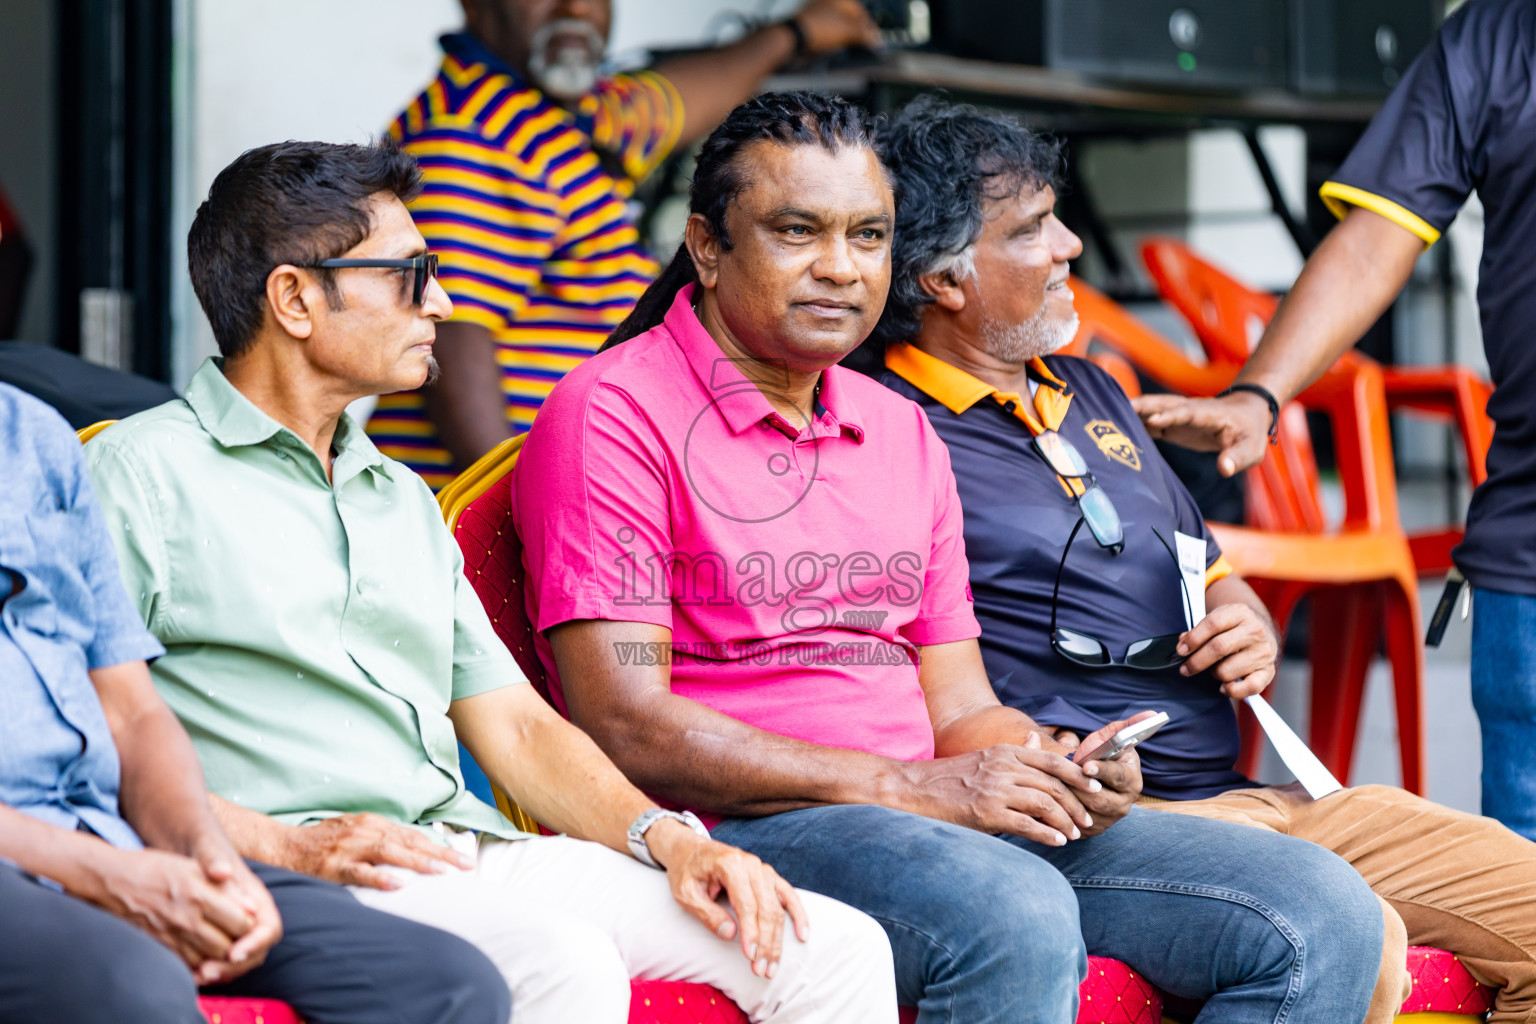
[
  {"xmin": 282, "ymin": 813, "xmax": 475, "ymax": 890},
  {"xmin": 87, "ymin": 847, "xmax": 263, "ymax": 982},
  {"xmin": 647, "ymin": 821, "xmax": 809, "ymax": 980},
  {"xmin": 186, "ymin": 835, "xmax": 283, "ymax": 985},
  {"xmin": 899, "ymin": 737, "xmax": 1102, "ymax": 846}
]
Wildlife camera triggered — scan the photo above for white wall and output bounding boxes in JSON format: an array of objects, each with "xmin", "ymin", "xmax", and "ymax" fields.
[
  {"xmin": 171, "ymin": 0, "xmax": 800, "ymax": 386},
  {"xmin": 172, "ymin": 0, "xmax": 464, "ymax": 385}
]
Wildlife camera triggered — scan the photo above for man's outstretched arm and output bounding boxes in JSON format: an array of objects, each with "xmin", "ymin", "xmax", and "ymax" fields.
[
  {"xmin": 549, "ymin": 619, "xmax": 1113, "ymax": 846},
  {"xmin": 655, "ymin": 0, "xmax": 879, "ymax": 146},
  {"xmin": 1135, "ymin": 206, "xmax": 1424, "ymax": 476},
  {"xmin": 449, "ymin": 681, "xmax": 810, "ymax": 979}
]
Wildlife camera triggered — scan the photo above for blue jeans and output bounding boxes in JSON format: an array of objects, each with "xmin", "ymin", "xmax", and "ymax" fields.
[
  {"xmin": 1471, "ymin": 586, "xmax": 1536, "ymax": 839},
  {"xmin": 712, "ymin": 804, "xmax": 1382, "ymax": 1024}
]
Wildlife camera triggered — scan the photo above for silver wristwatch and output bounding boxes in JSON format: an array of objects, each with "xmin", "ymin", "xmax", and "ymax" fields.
[{"xmin": 626, "ymin": 808, "xmax": 709, "ymax": 869}]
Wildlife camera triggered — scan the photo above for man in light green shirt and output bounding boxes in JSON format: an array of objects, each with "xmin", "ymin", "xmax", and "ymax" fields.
[{"xmin": 87, "ymin": 139, "xmax": 893, "ymax": 1024}]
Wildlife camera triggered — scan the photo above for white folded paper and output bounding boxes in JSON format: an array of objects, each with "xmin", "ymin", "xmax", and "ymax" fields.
[
  {"xmin": 1173, "ymin": 532, "xmax": 1208, "ymax": 627},
  {"xmin": 1242, "ymin": 695, "xmax": 1343, "ymax": 799}
]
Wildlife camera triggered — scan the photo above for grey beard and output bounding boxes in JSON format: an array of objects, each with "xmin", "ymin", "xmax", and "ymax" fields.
[
  {"xmin": 980, "ymin": 304, "xmax": 1080, "ymax": 363},
  {"xmin": 423, "ymin": 354, "xmax": 441, "ymax": 388},
  {"xmin": 528, "ymin": 18, "xmax": 603, "ymax": 100}
]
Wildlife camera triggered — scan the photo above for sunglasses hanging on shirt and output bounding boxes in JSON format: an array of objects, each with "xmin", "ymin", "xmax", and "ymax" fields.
[
  {"xmin": 1050, "ymin": 522, "xmax": 1195, "ymax": 671},
  {"xmin": 1031, "ymin": 429, "xmax": 1124, "ymax": 553}
]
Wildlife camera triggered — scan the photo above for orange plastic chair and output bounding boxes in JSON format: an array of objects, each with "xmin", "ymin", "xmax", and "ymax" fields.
[
  {"xmin": 1065, "ymin": 286, "xmax": 1427, "ymax": 794},
  {"xmin": 1139, "ymin": 238, "xmax": 1494, "ymax": 575}
]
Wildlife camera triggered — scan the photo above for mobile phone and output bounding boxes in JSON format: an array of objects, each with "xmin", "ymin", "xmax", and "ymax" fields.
[{"xmin": 1074, "ymin": 712, "xmax": 1171, "ymax": 763}]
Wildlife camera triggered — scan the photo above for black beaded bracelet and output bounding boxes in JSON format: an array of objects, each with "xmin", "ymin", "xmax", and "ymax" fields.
[
  {"xmin": 1217, "ymin": 383, "xmax": 1281, "ymax": 445},
  {"xmin": 780, "ymin": 17, "xmax": 810, "ymax": 60}
]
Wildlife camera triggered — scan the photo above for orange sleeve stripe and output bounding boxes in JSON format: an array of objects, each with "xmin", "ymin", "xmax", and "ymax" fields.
[{"xmin": 1205, "ymin": 555, "xmax": 1235, "ymax": 588}]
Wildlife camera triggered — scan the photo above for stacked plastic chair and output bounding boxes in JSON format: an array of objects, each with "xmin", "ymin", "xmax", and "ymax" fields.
[
  {"xmin": 438, "ymin": 434, "xmax": 1164, "ymax": 1024},
  {"xmin": 1139, "ymin": 238, "xmax": 1494, "ymax": 576}
]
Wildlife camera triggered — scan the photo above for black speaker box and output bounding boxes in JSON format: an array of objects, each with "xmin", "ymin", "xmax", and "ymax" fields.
[
  {"xmin": 1289, "ymin": 0, "xmax": 1439, "ymax": 96},
  {"xmin": 930, "ymin": 0, "xmax": 1288, "ymax": 90}
]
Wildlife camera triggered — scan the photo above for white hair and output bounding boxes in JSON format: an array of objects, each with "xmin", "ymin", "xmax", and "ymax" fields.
[{"xmin": 927, "ymin": 244, "xmax": 977, "ymax": 284}]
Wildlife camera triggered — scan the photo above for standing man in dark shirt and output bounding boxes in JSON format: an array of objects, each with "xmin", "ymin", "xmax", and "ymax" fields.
[
  {"xmin": 1133, "ymin": 0, "xmax": 1536, "ymax": 839},
  {"xmin": 872, "ymin": 95, "xmax": 1536, "ymax": 1024}
]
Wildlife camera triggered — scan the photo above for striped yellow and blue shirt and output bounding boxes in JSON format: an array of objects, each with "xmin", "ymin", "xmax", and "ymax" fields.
[{"xmin": 368, "ymin": 32, "xmax": 683, "ymax": 489}]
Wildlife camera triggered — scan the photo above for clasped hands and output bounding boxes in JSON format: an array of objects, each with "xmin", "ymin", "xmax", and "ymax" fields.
[
  {"xmin": 907, "ymin": 712, "xmax": 1160, "ymax": 847},
  {"xmin": 94, "ymin": 837, "xmax": 281, "ymax": 986}
]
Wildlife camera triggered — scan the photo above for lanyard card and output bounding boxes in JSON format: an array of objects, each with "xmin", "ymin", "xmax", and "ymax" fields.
[{"xmin": 1173, "ymin": 532, "xmax": 1208, "ymax": 629}]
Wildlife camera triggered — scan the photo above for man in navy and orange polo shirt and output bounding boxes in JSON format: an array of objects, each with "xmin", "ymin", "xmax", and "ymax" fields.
[
  {"xmin": 367, "ymin": 0, "xmax": 880, "ymax": 488},
  {"xmin": 873, "ymin": 96, "xmax": 1536, "ymax": 1024}
]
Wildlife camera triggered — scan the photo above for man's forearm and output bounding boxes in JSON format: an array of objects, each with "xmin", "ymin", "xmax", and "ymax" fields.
[
  {"xmin": 655, "ymin": 25, "xmax": 797, "ymax": 145},
  {"xmin": 1237, "ymin": 206, "xmax": 1423, "ymax": 403},
  {"xmin": 579, "ymin": 689, "xmax": 908, "ymax": 817},
  {"xmin": 423, "ymin": 320, "xmax": 512, "ymax": 470},
  {"xmin": 932, "ymin": 704, "xmax": 1052, "ymax": 758},
  {"xmin": 93, "ymin": 662, "xmax": 226, "ymax": 858},
  {"xmin": 453, "ymin": 680, "xmax": 895, "ymax": 830},
  {"xmin": 208, "ymin": 795, "xmax": 302, "ymax": 868},
  {"xmin": 0, "ymin": 804, "xmax": 122, "ymax": 903},
  {"xmin": 454, "ymin": 690, "xmax": 654, "ymax": 853}
]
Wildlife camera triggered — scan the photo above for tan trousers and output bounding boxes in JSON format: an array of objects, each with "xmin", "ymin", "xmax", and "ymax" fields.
[
  {"xmin": 1147, "ymin": 784, "xmax": 1536, "ymax": 1023},
  {"xmin": 350, "ymin": 830, "xmax": 897, "ymax": 1024}
]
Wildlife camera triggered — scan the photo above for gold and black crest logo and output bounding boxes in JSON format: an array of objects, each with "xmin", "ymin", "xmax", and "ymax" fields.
[{"xmin": 1084, "ymin": 419, "xmax": 1141, "ymax": 471}]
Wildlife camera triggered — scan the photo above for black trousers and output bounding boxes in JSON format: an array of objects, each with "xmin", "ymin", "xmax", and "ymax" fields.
[{"xmin": 0, "ymin": 859, "xmax": 510, "ymax": 1024}]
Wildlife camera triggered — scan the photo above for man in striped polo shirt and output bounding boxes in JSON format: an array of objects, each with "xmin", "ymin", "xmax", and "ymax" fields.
[{"xmin": 368, "ymin": 0, "xmax": 879, "ymax": 489}]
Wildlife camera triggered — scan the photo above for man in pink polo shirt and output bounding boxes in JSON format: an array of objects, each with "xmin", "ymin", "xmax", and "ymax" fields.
[{"xmin": 514, "ymin": 92, "xmax": 1384, "ymax": 1023}]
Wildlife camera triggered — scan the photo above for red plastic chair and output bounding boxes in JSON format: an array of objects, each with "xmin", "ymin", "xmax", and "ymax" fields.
[
  {"xmin": 1063, "ymin": 286, "xmax": 1427, "ymax": 794},
  {"xmin": 439, "ymin": 435, "xmax": 1164, "ymax": 1024},
  {"xmin": 1139, "ymin": 237, "xmax": 1494, "ymax": 575}
]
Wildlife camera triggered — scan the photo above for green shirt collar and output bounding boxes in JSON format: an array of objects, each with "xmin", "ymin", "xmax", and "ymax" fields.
[{"xmin": 184, "ymin": 358, "xmax": 389, "ymax": 486}]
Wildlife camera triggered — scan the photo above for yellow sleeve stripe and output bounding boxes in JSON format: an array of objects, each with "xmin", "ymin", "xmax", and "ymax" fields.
[
  {"xmin": 1318, "ymin": 182, "xmax": 1441, "ymax": 247},
  {"xmin": 1205, "ymin": 555, "xmax": 1235, "ymax": 589}
]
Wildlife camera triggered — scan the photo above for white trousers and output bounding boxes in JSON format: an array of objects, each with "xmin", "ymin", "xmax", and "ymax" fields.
[{"xmin": 350, "ymin": 831, "xmax": 896, "ymax": 1024}]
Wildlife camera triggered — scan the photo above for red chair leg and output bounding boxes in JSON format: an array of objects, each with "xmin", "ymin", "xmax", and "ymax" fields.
[
  {"xmin": 1307, "ymin": 586, "xmax": 1378, "ymax": 786},
  {"xmin": 1381, "ymin": 574, "xmax": 1428, "ymax": 795}
]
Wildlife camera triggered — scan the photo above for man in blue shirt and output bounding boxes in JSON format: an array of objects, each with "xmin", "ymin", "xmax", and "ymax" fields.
[
  {"xmin": 1133, "ymin": 0, "xmax": 1536, "ymax": 840},
  {"xmin": 0, "ymin": 380, "xmax": 509, "ymax": 1022},
  {"xmin": 872, "ymin": 95, "xmax": 1536, "ymax": 1024}
]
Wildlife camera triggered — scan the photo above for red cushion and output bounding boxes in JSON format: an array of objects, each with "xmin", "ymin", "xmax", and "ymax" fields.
[
  {"xmin": 1399, "ymin": 945, "xmax": 1495, "ymax": 1016},
  {"xmin": 198, "ymin": 997, "xmax": 303, "ymax": 1024},
  {"xmin": 455, "ymin": 472, "xmax": 549, "ymax": 696},
  {"xmin": 629, "ymin": 980, "xmax": 749, "ymax": 1023},
  {"xmin": 894, "ymin": 957, "xmax": 1162, "ymax": 1024}
]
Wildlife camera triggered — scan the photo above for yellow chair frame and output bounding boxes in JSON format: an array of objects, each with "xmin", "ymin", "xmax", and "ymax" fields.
[{"xmin": 437, "ymin": 433, "xmax": 542, "ymax": 833}]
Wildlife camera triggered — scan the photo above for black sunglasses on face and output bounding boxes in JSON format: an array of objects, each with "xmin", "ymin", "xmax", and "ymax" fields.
[
  {"xmin": 1032, "ymin": 428, "xmax": 1124, "ymax": 553},
  {"xmin": 298, "ymin": 253, "xmax": 439, "ymax": 306},
  {"xmin": 1050, "ymin": 521, "xmax": 1195, "ymax": 671}
]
